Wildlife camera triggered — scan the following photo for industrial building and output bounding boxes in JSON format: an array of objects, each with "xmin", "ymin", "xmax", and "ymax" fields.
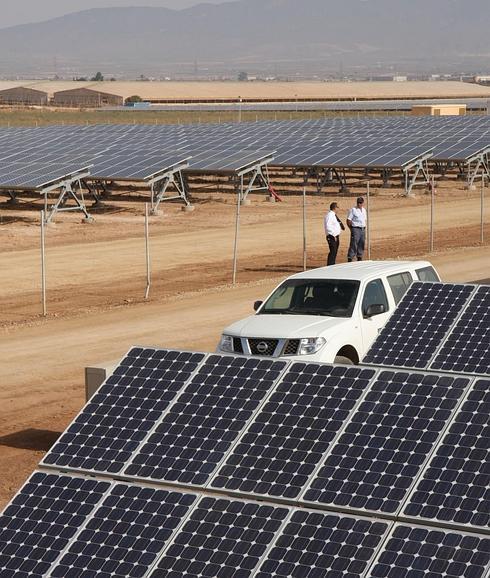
[
  {"xmin": 52, "ymin": 87, "xmax": 124, "ymax": 107},
  {"xmin": 411, "ymin": 104, "xmax": 467, "ymax": 116},
  {"xmin": 0, "ymin": 86, "xmax": 48, "ymax": 106}
]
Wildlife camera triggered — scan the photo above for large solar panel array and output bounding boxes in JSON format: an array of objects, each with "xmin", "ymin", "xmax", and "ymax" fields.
[
  {"xmin": 1, "ymin": 115, "xmax": 489, "ymax": 190},
  {"xmin": 1, "ymin": 315, "xmax": 488, "ymax": 578},
  {"xmin": 363, "ymin": 282, "xmax": 489, "ymax": 376}
]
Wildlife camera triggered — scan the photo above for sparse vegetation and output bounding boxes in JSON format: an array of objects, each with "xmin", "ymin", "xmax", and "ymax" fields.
[{"xmin": 0, "ymin": 108, "xmax": 405, "ymax": 128}]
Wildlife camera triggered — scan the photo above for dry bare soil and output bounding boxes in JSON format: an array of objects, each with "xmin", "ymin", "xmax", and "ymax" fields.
[{"xmin": 0, "ymin": 185, "xmax": 489, "ymax": 509}]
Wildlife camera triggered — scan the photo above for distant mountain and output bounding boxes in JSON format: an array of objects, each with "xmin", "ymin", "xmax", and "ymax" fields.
[{"xmin": 0, "ymin": 0, "xmax": 488, "ymax": 76}]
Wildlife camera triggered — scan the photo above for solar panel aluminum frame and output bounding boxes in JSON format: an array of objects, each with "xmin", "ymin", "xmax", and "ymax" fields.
[
  {"xmin": 40, "ymin": 347, "xmax": 210, "ymax": 479},
  {"xmin": 144, "ymin": 493, "xmax": 295, "ymax": 578},
  {"xmin": 205, "ymin": 365, "xmax": 383, "ymax": 507},
  {"xmin": 364, "ymin": 522, "xmax": 490, "ymax": 578},
  {"xmin": 297, "ymin": 370, "xmax": 476, "ymax": 523},
  {"xmin": 362, "ymin": 283, "xmax": 479, "ymax": 373},
  {"xmin": 120, "ymin": 352, "xmax": 292, "ymax": 492},
  {"xmin": 400, "ymin": 378, "xmax": 490, "ymax": 535}
]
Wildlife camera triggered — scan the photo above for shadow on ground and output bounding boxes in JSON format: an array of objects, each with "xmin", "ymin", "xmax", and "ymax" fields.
[{"xmin": 0, "ymin": 429, "xmax": 60, "ymax": 452}]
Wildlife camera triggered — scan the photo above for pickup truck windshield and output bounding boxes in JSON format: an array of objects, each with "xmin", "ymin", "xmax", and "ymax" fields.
[{"xmin": 259, "ymin": 279, "xmax": 360, "ymax": 318}]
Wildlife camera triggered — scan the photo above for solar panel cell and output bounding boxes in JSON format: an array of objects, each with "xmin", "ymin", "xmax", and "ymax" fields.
[{"xmin": 42, "ymin": 348, "xmax": 205, "ymax": 474}]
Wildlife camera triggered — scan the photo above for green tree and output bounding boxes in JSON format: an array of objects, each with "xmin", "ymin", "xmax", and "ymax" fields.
[
  {"xmin": 126, "ymin": 95, "xmax": 143, "ymax": 103},
  {"xmin": 238, "ymin": 71, "xmax": 248, "ymax": 81},
  {"xmin": 91, "ymin": 71, "xmax": 104, "ymax": 81}
]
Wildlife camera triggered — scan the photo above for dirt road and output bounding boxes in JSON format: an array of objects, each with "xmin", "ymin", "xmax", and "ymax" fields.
[{"xmin": 0, "ymin": 188, "xmax": 489, "ymax": 508}]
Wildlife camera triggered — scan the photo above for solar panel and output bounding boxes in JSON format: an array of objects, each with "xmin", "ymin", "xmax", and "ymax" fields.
[
  {"xmin": 0, "ymin": 472, "xmax": 110, "ymax": 577},
  {"xmin": 50, "ymin": 485, "xmax": 197, "ymax": 578},
  {"xmin": 0, "ymin": 161, "xmax": 91, "ymax": 190},
  {"xmin": 302, "ymin": 370, "xmax": 470, "ymax": 515},
  {"xmin": 148, "ymin": 497, "xmax": 289, "ymax": 577},
  {"xmin": 210, "ymin": 364, "xmax": 376, "ymax": 500},
  {"xmin": 42, "ymin": 348, "xmax": 205, "ymax": 475},
  {"xmin": 403, "ymin": 378, "xmax": 489, "ymax": 530},
  {"xmin": 367, "ymin": 524, "xmax": 490, "ymax": 578},
  {"xmin": 124, "ymin": 355, "xmax": 287, "ymax": 485},
  {"xmin": 255, "ymin": 510, "xmax": 389, "ymax": 578},
  {"xmin": 430, "ymin": 285, "xmax": 490, "ymax": 375},
  {"xmin": 362, "ymin": 283, "xmax": 475, "ymax": 369},
  {"xmin": 90, "ymin": 151, "xmax": 190, "ymax": 180}
]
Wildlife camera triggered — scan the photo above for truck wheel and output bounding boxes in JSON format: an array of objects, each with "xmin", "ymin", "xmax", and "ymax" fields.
[{"xmin": 334, "ymin": 355, "xmax": 354, "ymax": 365}]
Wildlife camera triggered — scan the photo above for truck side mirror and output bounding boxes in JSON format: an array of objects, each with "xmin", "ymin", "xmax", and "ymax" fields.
[
  {"xmin": 364, "ymin": 303, "xmax": 386, "ymax": 318},
  {"xmin": 253, "ymin": 300, "xmax": 263, "ymax": 312}
]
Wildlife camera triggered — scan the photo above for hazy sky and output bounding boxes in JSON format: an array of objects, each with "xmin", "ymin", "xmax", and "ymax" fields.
[{"xmin": 1, "ymin": 0, "xmax": 233, "ymax": 28}]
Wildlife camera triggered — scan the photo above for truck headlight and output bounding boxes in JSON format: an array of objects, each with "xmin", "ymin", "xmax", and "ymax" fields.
[
  {"xmin": 219, "ymin": 334, "xmax": 234, "ymax": 353},
  {"xmin": 298, "ymin": 337, "xmax": 326, "ymax": 355}
]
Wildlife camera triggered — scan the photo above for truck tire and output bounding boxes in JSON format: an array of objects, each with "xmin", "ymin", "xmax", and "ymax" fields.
[{"xmin": 334, "ymin": 355, "xmax": 354, "ymax": 365}]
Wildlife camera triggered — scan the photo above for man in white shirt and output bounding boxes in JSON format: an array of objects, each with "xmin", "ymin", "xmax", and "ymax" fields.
[
  {"xmin": 347, "ymin": 196, "xmax": 367, "ymax": 262},
  {"xmin": 324, "ymin": 202, "xmax": 344, "ymax": 265}
]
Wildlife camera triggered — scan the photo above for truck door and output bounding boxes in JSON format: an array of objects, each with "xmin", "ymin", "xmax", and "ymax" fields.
[{"xmin": 360, "ymin": 278, "xmax": 391, "ymax": 355}]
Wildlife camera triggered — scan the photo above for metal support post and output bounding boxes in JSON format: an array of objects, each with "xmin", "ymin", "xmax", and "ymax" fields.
[
  {"xmin": 366, "ymin": 182, "xmax": 371, "ymax": 260},
  {"xmin": 302, "ymin": 187, "xmax": 307, "ymax": 271},
  {"xmin": 40, "ymin": 211, "xmax": 47, "ymax": 316},
  {"xmin": 144, "ymin": 203, "xmax": 151, "ymax": 300},
  {"xmin": 232, "ymin": 177, "xmax": 243, "ymax": 285},
  {"xmin": 481, "ymin": 173, "xmax": 485, "ymax": 244},
  {"xmin": 430, "ymin": 176, "xmax": 435, "ymax": 253}
]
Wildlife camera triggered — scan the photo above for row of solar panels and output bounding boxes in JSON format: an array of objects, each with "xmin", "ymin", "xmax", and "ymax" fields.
[
  {"xmin": 37, "ymin": 346, "xmax": 487, "ymax": 532},
  {"xmin": 0, "ymin": 115, "xmax": 489, "ymax": 189},
  {"xmin": 2, "ymin": 470, "xmax": 488, "ymax": 578}
]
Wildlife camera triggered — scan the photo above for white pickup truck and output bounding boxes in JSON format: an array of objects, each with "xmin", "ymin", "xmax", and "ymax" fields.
[{"xmin": 217, "ymin": 260, "xmax": 440, "ymax": 364}]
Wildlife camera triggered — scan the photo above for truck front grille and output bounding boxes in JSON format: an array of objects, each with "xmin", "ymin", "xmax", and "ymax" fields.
[
  {"xmin": 233, "ymin": 337, "xmax": 244, "ymax": 353},
  {"xmin": 282, "ymin": 339, "xmax": 300, "ymax": 355},
  {"xmin": 248, "ymin": 338, "xmax": 278, "ymax": 356}
]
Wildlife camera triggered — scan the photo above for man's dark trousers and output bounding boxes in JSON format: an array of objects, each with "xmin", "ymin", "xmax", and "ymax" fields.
[
  {"xmin": 348, "ymin": 227, "xmax": 365, "ymax": 261},
  {"xmin": 327, "ymin": 235, "xmax": 339, "ymax": 265}
]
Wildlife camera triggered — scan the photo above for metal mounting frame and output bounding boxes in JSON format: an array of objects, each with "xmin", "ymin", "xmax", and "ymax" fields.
[
  {"xmin": 236, "ymin": 154, "xmax": 275, "ymax": 202},
  {"xmin": 42, "ymin": 170, "xmax": 92, "ymax": 224},
  {"xmin": 465, "ymin": 147, "xmax": 490, "ymax": 188},
  {"xmin": 148, "ymin": 160, "xmax": 190, "ymax": 214},
  {"xmin": 402, "ymin": 152, "xmax": 433, "ymax": 196}
]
